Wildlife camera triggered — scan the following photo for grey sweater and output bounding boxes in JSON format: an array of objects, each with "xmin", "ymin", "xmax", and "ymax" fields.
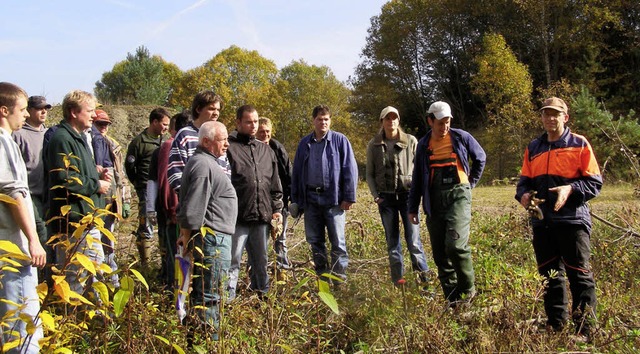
[
  {"xmin": 178, "ymin": 147, "xmax": 237, "ymax": 235},
  {"xmin": 12, "ymin": 123, "xmax": 46, "ymax": 197}
]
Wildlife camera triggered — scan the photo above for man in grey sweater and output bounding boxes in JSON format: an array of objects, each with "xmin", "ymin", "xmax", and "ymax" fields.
[{"xmin": 177, "ymin": 121, "xmax": 237, "ymax": 341}]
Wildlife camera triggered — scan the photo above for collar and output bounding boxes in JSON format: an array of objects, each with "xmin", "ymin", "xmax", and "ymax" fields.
[{"xmin": 374, "ymin": 130, "xmax": 408, "ymax": 148}]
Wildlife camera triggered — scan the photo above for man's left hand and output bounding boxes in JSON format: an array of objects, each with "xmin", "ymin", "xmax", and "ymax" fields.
[
  {"xmin": 340, "ymin": 201, "xmax": 353, "ymax": 210},
  {"xmin": 549, "ymin": 185, "xmax": 573, "ymax": 211}
]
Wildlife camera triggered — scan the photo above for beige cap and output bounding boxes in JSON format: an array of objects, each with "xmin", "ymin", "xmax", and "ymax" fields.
[{"xmin": 379, "ymin": 106, "xmax": 400, "ymax": 120}]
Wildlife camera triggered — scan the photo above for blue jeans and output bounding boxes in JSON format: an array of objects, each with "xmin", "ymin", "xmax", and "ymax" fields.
[
  {"xmin": 378, "ymin": 193, "xmax": 429, "ymax": 283},
  {"xmin": 227, "ymin": 223, "xmax": 269, "ymax": 299},
  {"xmin": 304, "ymin": 203, "xmax": 348, "ymax": 279},
  {"xmin": 274, "ymin": 209, "xmax": 291, "ymax": 269},
  {"xmin": 0, "ymin": 265, "xmax": 42, "ymax": 354},
  {"xmin": 56, "ymin": 227, "xmax": 105, "ymax": 296},
  {"xmin": 191, "ymin": 231, "xmax": 231, "ymax": 334}
]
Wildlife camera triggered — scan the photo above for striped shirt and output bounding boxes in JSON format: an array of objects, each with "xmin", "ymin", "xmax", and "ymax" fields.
[{"xmin": 168, "ymin": 123, "xmax": 230, "ymax": 192}]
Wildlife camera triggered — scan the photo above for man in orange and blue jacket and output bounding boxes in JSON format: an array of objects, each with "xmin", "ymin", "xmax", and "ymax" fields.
[{"xmin": 516, "ymin": 97, "xmax": 602, "ymax": 341}]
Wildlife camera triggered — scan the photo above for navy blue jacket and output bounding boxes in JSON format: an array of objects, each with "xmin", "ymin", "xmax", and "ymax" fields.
[
  {"xmin": 408, "ymin": 128, "xmax": 486, "ymax": 217},
  {"xmin": 291, "ymin": 130, "xmax": 358, "ymax": 209}
]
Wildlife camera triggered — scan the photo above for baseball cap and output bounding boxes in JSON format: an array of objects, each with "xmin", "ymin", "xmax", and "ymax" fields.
[
  {"xmin": 540, "ymin": 97, "xmax": 568, "ymax": 114},
  {"xmin": 427, "ymin": 101, "xmax": 452, "ymax": 120},
  {"xmin": 28, "ymin": 96, "xmax": 52, "ymax": 110},
  {"xmin": 94, "ymin": 109, "xmax": 112, "ymax": 125},
  {"xmin": 379, "ymin": 106, "xmax": 400, "ymax": 120}
]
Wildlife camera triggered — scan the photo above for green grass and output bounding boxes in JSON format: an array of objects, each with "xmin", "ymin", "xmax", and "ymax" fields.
[{"xmin": 49, "ymin": 183, "xmax": 640, "ymax": 353}]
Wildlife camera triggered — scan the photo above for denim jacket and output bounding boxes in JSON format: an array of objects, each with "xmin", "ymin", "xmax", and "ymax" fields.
[
  {"xmin": 408, "ymin": 128, "xmax": 486, "ymax": 217},
  {"xmin": 291, "ymin": 130, "xmax": 358, "ymax": 209}
]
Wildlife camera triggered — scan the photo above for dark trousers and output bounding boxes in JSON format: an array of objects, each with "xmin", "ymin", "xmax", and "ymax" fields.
[{"xmin": 533, "ymin": 223, "xmax": 596, "ymax": 333}]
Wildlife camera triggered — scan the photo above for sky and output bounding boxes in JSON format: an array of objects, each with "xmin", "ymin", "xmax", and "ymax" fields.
[{"xmin": 1, "ymin": 0, "xmax": 388, "ymax": 104}]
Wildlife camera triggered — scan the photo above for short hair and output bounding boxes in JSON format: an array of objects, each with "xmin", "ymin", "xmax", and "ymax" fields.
[
  {"xmin": 191, "ymin": 90, "xmax": 223, "ymax": 119},
  {"xmin": 0, "ymin": 82, "xmax": 27, "ymax": 110},
  {"xmin": 62, "ymin": 90, "xmax": 96, "ymax": 121},
  {"xmin": 258, "ymin": 117, "xmax": 272, "ymax": 129},
  {"xmin": 312, "ymin": 105, "xmax": 331, "ymax": 118},
  {"xmin": 172, "ymin": 109, "xmax": 190, "ymax": 132},
  {"xmin": 198, "ymin": 121, "xmax": 226, "ymax": 143},
  {"xmin": 236, "ymin": 104, "xmax": 257, "ymax": 121},
  {"xmin": 149, "ymin": 107, "xmax": 171, "ymax": 124}
]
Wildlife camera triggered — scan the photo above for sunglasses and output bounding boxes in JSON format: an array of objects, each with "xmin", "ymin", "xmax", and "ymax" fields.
[{"xmin": 95, "ymin": 121, "xmax": 111, "ymax": 127}]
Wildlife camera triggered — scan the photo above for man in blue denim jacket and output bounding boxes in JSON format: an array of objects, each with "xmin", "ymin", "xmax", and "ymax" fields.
[{"xmin": 291, "ymin": 105, "xmax": 358, "ymax": 282}]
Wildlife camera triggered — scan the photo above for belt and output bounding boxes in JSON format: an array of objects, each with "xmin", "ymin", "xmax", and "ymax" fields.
[{"xmin": 307, "ymin": 186, "xmax": 325, "ymax": 193}]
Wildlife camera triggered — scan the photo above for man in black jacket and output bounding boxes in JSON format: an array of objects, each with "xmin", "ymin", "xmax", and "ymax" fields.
[{"xmin": 226, "ymin": 105, "xmax": 283, "ymax": 300}]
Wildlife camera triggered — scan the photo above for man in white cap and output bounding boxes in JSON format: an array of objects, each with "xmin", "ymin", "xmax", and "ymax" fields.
[
  {"xmin": 515, "ymin": 97, "xmax": 601, "ymax": 342},
  {"xmin": 408, "ymin": 101, "xmax": 486, "ymax": 307}
]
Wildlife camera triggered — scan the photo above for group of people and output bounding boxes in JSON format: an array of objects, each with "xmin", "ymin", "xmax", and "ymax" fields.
[{"xmin": 0, "ymin": 77, "xmax": 601, "ymax": 353}]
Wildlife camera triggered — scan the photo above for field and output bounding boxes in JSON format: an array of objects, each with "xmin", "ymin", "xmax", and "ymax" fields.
[{"xmin": 69, "ymin": 182, "xmax": 639, "ymax": 353}]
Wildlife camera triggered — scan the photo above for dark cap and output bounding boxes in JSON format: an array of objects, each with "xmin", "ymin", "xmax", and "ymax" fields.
[{"xmin": 28, "ymin": 96, "xmax": 52, "ymax": 110}]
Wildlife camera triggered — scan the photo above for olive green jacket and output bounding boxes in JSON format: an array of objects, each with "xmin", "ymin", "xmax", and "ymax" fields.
[{"xmin": 366, "ymin": 130, "xmax": 417, "ymax": 198}]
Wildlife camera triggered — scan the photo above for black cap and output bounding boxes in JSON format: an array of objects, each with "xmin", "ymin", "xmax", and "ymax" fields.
[{"xmin": 28, "ymin": 96, "xmax": 52, "ymax": 109}]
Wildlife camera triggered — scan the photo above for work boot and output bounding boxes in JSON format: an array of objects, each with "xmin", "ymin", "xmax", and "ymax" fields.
[{"xmin": 136, "ymin": 238, "xmax": 152, "ymax": 267}]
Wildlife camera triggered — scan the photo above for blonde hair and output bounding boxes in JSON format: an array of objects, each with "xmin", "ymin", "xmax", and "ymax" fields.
[
  {"xmin": 62, "ymin": 90, "xmax": 96, "ymax": 120},
  {"xmin": 259, "ymin": 117, "xmax": 274, "ymax": 134}
]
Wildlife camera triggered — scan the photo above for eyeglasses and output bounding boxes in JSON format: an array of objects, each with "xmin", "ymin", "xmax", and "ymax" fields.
[{"xmin": 95, "ymin": 122, "xmax": 111, "ymax": 127}]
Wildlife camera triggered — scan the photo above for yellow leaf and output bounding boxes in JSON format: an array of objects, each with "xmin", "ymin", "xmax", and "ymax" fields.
[
  {"xmin": 54, "ymin": 281, "xmax": 71, "ymax": 302},
  {"xmin": 0, "ymin": 298, "xmax": 22, "ymax": 308},
  {"xmin": 39, "ymin": 311, "xmax": 56, "ymax": 330},
  {"xmin": 0, "ymin": 194, "xmax": 17, "ymax": 205},
  {"xmin": 96, "ymin": 225, "xmax": 115, "ymax": 243},
  {"xmin": 0, "ymin": 240, "xmax": 30, "ymax": 260},
  {"xmin": 129, "ymin": 269, "xmax": 149, "ymax": 291},
  {"xmin": 67, "ymin": 289, "xmax": 93, "ymax": 306},
  {"xmin": 0, "ymin": 266, "xmax": 20, "ymax": 273},
  {"xmin": 68, "ymin": 177, "xmax": 83, "ymax": 186},
  {"xmin": 37, "ymin": 282, "xmax": 48, "ymax": 300},
  {"xmin": 120, "ymin": 276, "xmax": 135, "ymax": 292},
  {"xmin": 70, "ymin": 193, "xmax": 94, "ymax": 208},
  {"xmin": 2, "ymin": 338, "xmax": 21, "ymax": 352},
  {"xmin": 54, "ymin": 347, "xmax": 74, "ymax": 354},
  {"xmin": 60, "ymin": 205, "xmax": 71, "ymax": 216},
  {"xmin": 92, "ymin": 282, "xmax": 109, "ymax": 305},
  {"xmin": 98, "ymin": 263, "xmax": 114, "ymax": 274},
  {"xmin": 52, "ymin": 275, "xmax": 66, "ymax": 285},
  {"xmin": 74, "ymin": 253, "xmax": 96, "ymax": 275}
]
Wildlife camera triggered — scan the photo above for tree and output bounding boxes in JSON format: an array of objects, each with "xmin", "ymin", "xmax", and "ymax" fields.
[
  {"xmin": 270, "ymin": 60, "xmax": 352, "ymax": 154},
  {"xmin": 471, "ymin": 33, "xmax": 534, "ymax": 180},
  {"xmin": 351, "ymin": 0, "xmax": 491, "ymax": 136},
  {"xmin": 95, "ymin": 46, "xmax": 181, "ymax": 105},
  {"xmin": 169, "ymin": 46, "xmax": 278, "ymax": 123}
]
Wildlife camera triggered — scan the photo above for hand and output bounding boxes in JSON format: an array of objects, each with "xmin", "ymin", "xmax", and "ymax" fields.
[
  {"xmin": 122, "ymin": 203, "xmax": 131, "ymax": 218},
  {"xmin": 375, "ymin": 197, "xmax": 384, "ymax": 205},
  {"xmin": 100, "ymin": 168, "xmax": 113, "ymax": 182},
  {"xmin": 177, "ymin": 228, "xmax": 191, "ymax": 254},
  {"xmin": 29, "ymin": 241, "xmax": 46, "ymax": 268},
  {"xmin": 520, "ymin": 192, "xmax": 531, "ymax": 209},
  {"xmin": 340, "ymin": 201, "xmax": 353, "ymax": 210},
  {"xmin": 549, "ymin": 185, "xmax": 573, "ymax": 212},
  {"xmin": 409, "ymin": 213, "xmax": 420, "ymax": 225},
  {"xmin": 147, "ymin": 211, "xmax": 158, "ymax": 226},
  {"xmin": 98, "ymin": 180, "xmax": 111, "ymax": 194}
]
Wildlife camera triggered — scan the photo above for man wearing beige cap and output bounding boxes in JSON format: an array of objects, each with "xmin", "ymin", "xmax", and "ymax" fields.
[
  {"xmin": 366, "ymin": 106, "xmax": 430, "ymax": 286},
  {"xmin": 408, "ymin": 101, "xmax": 486, "ymax": 306},
  {"xmin": 515, "ymin": 97, "xmax": 602, "ymax": 342}
]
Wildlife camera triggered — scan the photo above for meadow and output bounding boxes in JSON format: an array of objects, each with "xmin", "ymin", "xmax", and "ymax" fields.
[{"xmin": 69, "ymin": 182, "xmax": 640, "ymax": 353}]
